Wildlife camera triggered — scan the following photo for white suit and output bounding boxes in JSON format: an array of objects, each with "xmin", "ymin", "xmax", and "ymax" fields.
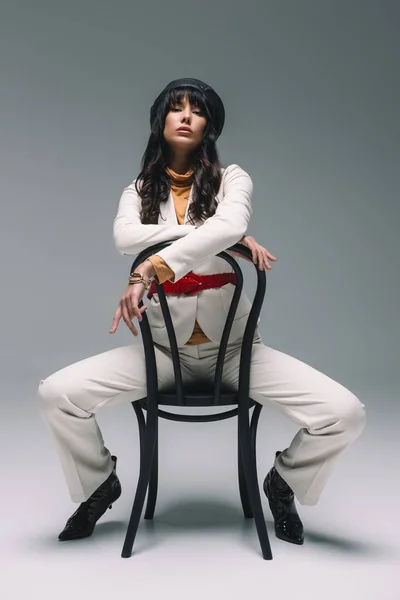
[{"xmin": 38, "ymin": 164, "xmax": 366, "ymax": 505}]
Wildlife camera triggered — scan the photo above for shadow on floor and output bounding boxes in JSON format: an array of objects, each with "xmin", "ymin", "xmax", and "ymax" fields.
[
  {"xmin": 29, "ymin": 496, "xmax": 396, "ymax": 560},
  {"xmin": 104, "ymin": 496, "xmax": 394, "ymax": 559}
]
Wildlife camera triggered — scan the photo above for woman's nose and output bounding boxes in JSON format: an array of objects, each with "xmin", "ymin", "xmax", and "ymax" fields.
[{"xmin": 181, "ymin": 109, "xmax": 191, "ymax": 122}]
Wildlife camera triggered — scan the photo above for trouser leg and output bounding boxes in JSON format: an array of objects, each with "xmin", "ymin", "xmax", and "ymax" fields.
[
  {"xmin": 221, "ymin": 336, "xmax": 366, "ymax": 506},
  {"xmin": 37, "ymin": 343, "xmax": 177, "ymax": 502}
]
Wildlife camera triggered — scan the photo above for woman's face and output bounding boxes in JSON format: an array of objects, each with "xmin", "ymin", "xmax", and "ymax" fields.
[{"xmin": 163, "ymin": 94, "xmax": 207, "ymax": 154}]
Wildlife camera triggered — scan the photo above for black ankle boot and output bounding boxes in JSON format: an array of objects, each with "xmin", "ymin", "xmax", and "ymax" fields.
[
  {"xmin": 58, "ymin": 455, "xmax": 122, "ymax": 541},
  {"xmin": 263, "ymin": 450, "xmax": 304, "ymax": 545}
]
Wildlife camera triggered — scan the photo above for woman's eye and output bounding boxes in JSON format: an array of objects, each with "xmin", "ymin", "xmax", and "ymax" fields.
[{"xmin": 170, "ymin": 106, "xmax": 202, "ymax": 114}]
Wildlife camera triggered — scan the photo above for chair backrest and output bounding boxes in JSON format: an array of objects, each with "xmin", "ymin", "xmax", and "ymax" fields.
[{"xmin": 130, "ymin": 242, "xmax": 266, "ymax": 407}]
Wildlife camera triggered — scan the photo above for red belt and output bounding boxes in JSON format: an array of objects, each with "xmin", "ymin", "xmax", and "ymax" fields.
[{"xmin": 147, "ymin": 272, "xmax": 237, "ymax": 299}]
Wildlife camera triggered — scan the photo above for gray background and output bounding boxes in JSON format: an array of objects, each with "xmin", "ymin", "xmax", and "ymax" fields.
[{"xmin": 1, "ymin": 1, "xmax": 399, "ymax": 598}]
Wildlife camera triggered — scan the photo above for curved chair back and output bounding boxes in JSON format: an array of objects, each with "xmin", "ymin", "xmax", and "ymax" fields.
[{"xmin": 130, "ymin": 242, "xmax": 266, "ymax": 408}]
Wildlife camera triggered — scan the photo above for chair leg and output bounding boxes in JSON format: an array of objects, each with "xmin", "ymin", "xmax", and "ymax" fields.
[
  {"xmin": 238, "ymin": 426, "xmax": 253, "ymax": 518},
  {"xmin": 238, "ymin": 404, "xmax": 262, "ymax": 518},
  {"xmin": 250, "ymin": 403, "xmax": 262, "ymax": 460},
  {"xmin": 238, "ymin": 403, "xmax": 272, "ymax": 560},
  {"xmin": 133, "ymin": 402, "xmax": 158, "ymax": 520},
  {"xmin": 132, "ymin": 402, "xmax": 146, "ymax": 460},
  {"xmin": 122, "ymin": 403, "xmax": 157, "ymax": 558},
  {"xmin": 144, "ymin": 425, "xmax": 158, "ymax": 519}
]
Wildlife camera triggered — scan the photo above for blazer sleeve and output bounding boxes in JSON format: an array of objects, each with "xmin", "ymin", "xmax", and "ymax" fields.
[
  {"xmin": 113, "ymin": 182, "xmax": 196, "ymax": 256},
  {"xmin": 153, "ymin": 164, "xmax": 253, "ymax": 282},
  {"xmin": 147, "ymin": 255, "xmax": 175, "ymax": 283}
]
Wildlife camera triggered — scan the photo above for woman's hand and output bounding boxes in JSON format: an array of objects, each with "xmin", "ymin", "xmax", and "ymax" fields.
[
  {"xmin": 229, "ymin": 236, "xmax": 277, "ymax": 270},
  {"xmin": 109, "ymin": 260, "xmax": 154, "ymax": 336}
]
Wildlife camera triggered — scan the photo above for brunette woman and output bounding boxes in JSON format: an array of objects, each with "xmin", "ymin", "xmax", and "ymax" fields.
[{"xmin": 38, "ymin": 78, "xmax": 365, "ymax": 544}]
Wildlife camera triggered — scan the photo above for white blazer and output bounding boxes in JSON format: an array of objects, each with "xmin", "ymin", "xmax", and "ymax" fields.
[{"xmin": 113, "ymin": 163, "xmax": 257, "ymax": 347}]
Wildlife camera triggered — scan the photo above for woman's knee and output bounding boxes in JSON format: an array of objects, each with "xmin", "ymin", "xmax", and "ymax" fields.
[
  {"xmin": 37, "ymin": 372, "xmax": 73, "ymax": 412},
  {"xmin": 334, "ymin": 389, "xmax": 366, "ymax": 435},
  {"xmin": 37, "ymin": 373, "xmax": 90, "ymax": 419}
]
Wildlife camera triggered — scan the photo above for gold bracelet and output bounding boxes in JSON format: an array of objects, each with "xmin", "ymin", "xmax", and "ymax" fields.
[{"xmin": 128, "ymin": 272, "xmax": 152, "ymax": 290}]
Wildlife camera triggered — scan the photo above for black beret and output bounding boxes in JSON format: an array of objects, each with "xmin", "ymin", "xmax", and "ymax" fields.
[{"xmin": 150, "ymin": 77, "xmax": 225, "ymax": 138}]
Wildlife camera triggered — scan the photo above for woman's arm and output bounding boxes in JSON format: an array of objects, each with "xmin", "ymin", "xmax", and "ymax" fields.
[
  {"xmin": 153, "ymin": 164, "xmax": 253, "ymax": 282},
  {"xmin": 113, "ymin": 183, "xmax": 196, "ymax": 256}
]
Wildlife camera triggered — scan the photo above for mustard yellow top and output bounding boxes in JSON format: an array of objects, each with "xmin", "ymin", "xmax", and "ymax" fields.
[{"xmin": 147, "ymin": 167, "xmax": 212, "ymax": 346}]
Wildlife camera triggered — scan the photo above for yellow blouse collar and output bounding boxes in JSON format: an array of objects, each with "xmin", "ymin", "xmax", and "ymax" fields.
[{"xmin": 165, "ymin": 166, "xmax": 194, "ymax": 186}]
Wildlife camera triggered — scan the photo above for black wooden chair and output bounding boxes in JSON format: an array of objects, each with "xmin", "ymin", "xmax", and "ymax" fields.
[{"xmin": 121, "ymin": 241, "xmax": 272, "ymax": 560}]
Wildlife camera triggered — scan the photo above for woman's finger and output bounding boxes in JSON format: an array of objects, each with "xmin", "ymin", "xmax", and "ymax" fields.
[
  {"xmin": 109, "ymin": 306, "xmax": 122, "ymax": 334},
  {"xmin": 239, "ymin": 237, "xmax": 259, "ymax": 263},
  {"xmin": 243, "ymin": 240, "xmax": 263, "ymax": 268},
  {"xmin": 254, "ymin": 246, "xmax": 271, "ymax": 270},
  {"xmin": 129, "ymin": 287, "xmax": 146, "ymax": 321},
  {"xmin": 127, "ymin": 294, "xmax": 141, "ymax": 323},
  {"xmin": 262, "ymin": 249, "xmax": 272, "ymax": 269},
  {"xmin": 121, "ymin": 298, "xmax": 139, "ymax": 336},
  {"xmin": 129, "ymin": 296, "xmax": 148, "ymax": 323},
  {"xmin": 243, "ymin": 240, "xmax": 257, "ymax": 263},
  {"xmin": 247, "ymin": 241, "xmax": 265, "ymax": 269},
  {"xmin": 257, "ymin": 248, "xmax": 265, "ymax": 269}
]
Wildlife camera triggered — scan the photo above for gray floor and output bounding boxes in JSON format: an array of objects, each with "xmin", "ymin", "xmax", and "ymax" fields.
[{"xmin": 2, "ymin": 387, "xmax": 399, "ymax": 600}]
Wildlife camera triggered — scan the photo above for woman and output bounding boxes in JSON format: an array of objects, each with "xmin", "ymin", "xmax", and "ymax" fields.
[{"xmin": 38, "ymin": 78, "xmax": 366, "ymax": 545}]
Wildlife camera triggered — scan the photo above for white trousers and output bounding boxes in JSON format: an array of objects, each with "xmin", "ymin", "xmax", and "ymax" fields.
[{"xmin": 37, "ymin": 332, "xmax": 366, "ymax": 505}]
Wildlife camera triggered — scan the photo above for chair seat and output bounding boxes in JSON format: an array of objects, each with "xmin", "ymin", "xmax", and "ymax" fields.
[
  {"xmin": 140, "ymin": 382, "xmax": 239, "ymax": 407},
  {"xmin": 156, "ymin": 390, "xmax": 238, "ymax": 407}
]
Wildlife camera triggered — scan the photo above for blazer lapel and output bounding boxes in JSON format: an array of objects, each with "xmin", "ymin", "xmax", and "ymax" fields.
[
  {"xmin": 183, "ymin": 184, "xmax": 194, "ymax": 224},
  {"xmin": 159, "ymin": 190, "xmax": 178, "ymax": 225}
]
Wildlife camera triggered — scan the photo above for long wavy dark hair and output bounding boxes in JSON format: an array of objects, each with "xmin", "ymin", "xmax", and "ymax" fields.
[{"xmin": 135, "ymin": 86, "xmax": 224, "ymax": 225}]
